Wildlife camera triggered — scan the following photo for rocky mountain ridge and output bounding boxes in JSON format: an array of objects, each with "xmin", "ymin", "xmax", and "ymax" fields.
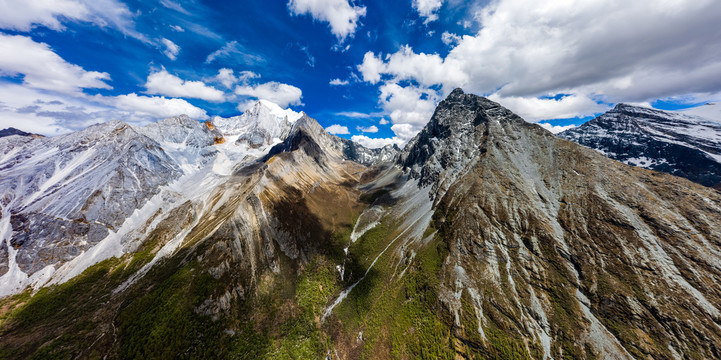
[
  {"xmin": 0, "ymin": 100, "xmax": 396, "ymax": 297},
  {"xmin": 0, "ymin": 91, "xmax": 719, "ymax": 359}
]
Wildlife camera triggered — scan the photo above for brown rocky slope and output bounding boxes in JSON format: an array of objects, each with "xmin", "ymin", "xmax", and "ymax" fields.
[{"xmin": 0, "ymin": 90, "xmax": 719, "ymax": 359}]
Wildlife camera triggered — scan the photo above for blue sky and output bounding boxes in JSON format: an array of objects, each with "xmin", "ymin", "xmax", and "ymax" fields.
[{"xmin": 1, "ymin": 0, "xmax": 720, "ymax": 146}]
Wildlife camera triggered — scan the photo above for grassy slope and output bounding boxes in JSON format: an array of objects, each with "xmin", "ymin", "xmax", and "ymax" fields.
[{"xmin": 0, "ymin": 185, "xmax": 568, "ymax": 360}]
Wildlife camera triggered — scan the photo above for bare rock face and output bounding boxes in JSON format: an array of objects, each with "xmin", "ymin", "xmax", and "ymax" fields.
[
  {"xmin": 399, "ymin": 88, "xmax": 527, "ymax": 194},
  {"xmin": 402, "ymin": 90, "xmax": 721, "ymax": 358},
  {"xmin": 559, "ymin": 104, "xmax": 721, "ymax": 188},
  {"xmin": 0, "ymin": 121, "xmax": 184, "ymax": 274},
  {"xmin": 139, "ymin": 114, "xmax": 217, "ymax": 148},
  {"xmin": 0, "ymin": 115, "xmax": 224, "ymax": 276}
]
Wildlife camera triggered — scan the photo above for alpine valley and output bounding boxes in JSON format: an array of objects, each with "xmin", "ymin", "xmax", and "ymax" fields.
[{"xmin": 1, "ymin": 89, "xmax": 720, "ymax": 360}]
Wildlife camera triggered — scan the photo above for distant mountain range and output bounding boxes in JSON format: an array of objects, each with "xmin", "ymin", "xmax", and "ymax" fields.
[
  {"xmin": 0, "ymin": 127, "xmax": 43, "ymax": 138},
  {"xmin": 1, "ymin": 91, "xmax": 720, "ymax": 359},
  {"xmin": 560, "ymin": 103, "xmax": 721, "ymax": 188}
]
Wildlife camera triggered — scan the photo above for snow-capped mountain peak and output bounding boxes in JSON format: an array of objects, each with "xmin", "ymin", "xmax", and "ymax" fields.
[
  {"xmin": 559, "ymin": 103, "xmax": 721, "ymax": 188},
  {"xmin": 255, "ymin": 99, "xmax": 303, "ymax": 123},
  {"xmin": 210, "ymin": 99, "xmax": 302, "ymax": 148}
]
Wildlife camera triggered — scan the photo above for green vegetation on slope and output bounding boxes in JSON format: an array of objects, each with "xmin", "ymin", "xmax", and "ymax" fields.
[{"xmin": 328, "ymin": 217, "xmax": 456, "ymax": 359}]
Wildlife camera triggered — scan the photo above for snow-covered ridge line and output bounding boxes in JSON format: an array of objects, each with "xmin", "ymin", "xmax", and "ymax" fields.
[
  {"xmin": 0, "ymin": 100, "xmax": 300, "ymax": 297},
  {"xmin": 559, "ymin": 102, "xmax": 721, "ymax": 188}
]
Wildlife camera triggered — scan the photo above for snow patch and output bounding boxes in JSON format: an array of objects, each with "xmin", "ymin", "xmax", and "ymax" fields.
[
  {"xmin": 22, "ymin": 147, "xmax": 96, "ymax": 207},
  {"xmin": 350, "ymin": 206, "xmax": 384, "ymax": 242},
  {"xmin": 212, "ymin": 150, "xmax": 234, "ymax": 176},
  {"xmin": 0, "ymin": 209, "xmax": 29, "ymax": 297}
]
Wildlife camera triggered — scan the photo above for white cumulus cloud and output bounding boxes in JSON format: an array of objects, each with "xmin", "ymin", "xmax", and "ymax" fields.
[
  {"xmin": 487, "ymin": 93, "xmax": 608, "ymax": 122},
  {"xmin": 287, "ymin": 0, "xmax": 366, "ymax": 41},
  {"xmin": 412, "ymin": 0, "xmax": 443, "ymax": 23},
  {"xmin": 145, "ymin": 69, "xmax": 225, "ymax": 102},
  {"xmin": 358, "ymin": 46, "xmax": 466, "ymax": 90},
  {"xmin": 0, "ymin": 33, "xmax": 111, "ymax": 93},
  {"xmin": 235, "ymin": 81, "xmax": 303, "ymax": 108},
  {"xmin": 441, "ymin": 31, "xmax": 461, "ymax": 46},
  {"xmin": 358, "ymin": 0, "xmax": 721, "ymax": 123},
  {"xmin": 0, "ymin": 81, "xmax": 209, "ymax": 136},
  {"xmin": 0, "ymin": 81, "xmax": 114, "ymax": 135},
  {"xmin": 351, "ymin": 135, "xmax": 402, "ymax": 149},
  {"xmin": 215, "ymin": 68, "xmax": 260, "ymax": 89},
  {"xmin": 389, "ymin": 123, "xmax": 420, "ymax": 144},
  {"xmin": 111, "ymin": 93, "xmax": 208, "ymax": 120},
  {"xmin": 329, "ymin": 78, "xmax": 349, "ymax": 86},
  {"xmin": 379, "ymin": 83, "xmax": 439, "ymax": 127},
  {"xmin": 216, "ymin": 68, "xmax": 237, "ymax": 89},
  {"xmin": 343, "ymin": 83, "xmax": 439, "ymax": 147},
  {"xmin": 356, "ymin": 125, "xmax": 378, "ymax": 133},
  {"xmin": 349, "ymin": 121, "xmax": 424, "ymax": 149},
  {"xmin": 326, "ymin": 124, "xmax": 350, "ymax": 135}
]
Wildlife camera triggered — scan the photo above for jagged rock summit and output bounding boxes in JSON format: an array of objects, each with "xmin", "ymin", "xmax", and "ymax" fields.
[
  {"xmin": 399, "ymin": 88, "xmax": 532, "ymax": 192},
  {"xmin": 267, "ymin": 113, "xmax": 400, "ymax": 166},
  {"xmin": 353, "ymin": 89, "xmax": 721, "ymax": 358}
]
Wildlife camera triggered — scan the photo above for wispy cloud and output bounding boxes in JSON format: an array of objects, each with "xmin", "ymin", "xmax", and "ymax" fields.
[
  {"xmin": 333, "ymin": 111, "xmax": 388, "ymax": 120},
  {"xmin": 0, "ymin": 33, "xmax": 111, "ymax": 94},
  {"xmin": 302, "ymin": 46, "xmax": 315, "ymax": 67},
  {"xmin": 161, "ymin": 38, "xmax": 180, "ymax": 60},
  {"xmin": 205, "ymin": 41, "xmax": 265, "ymax": 66},
  {"xmin": 160, "ymin": 0, "xmax": 191, "ymax": 15},
  {"xmin": 0, "ymin": 0, "xmax": 149, "ymax": 42}
]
